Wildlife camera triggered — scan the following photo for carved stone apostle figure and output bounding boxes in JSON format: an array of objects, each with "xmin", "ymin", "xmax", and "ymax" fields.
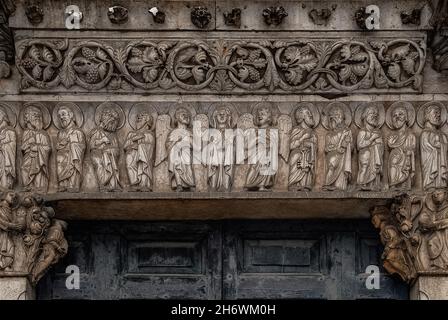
[
  {"xmin": 245, "ymin": 103, "xmax": 278, "ymax": 191},
  {"xmin": 418, "ymin": 102, "xmax": 448, "ymax": 190},
  {"xmin": 89, "ymin": 103, "xmax": 123, "ymax": 192},
  {"xmin": 386, "ymin": 102, "xmax": 416, "ymax": 191},
  {"xmin": 0, "ymin": 191, "xmax": 20, "ymax": 271},
  {"xmin": 21, "ymin": 104, "xmax": 51, "ymax": 193},
  {"xmin": 418, "ymin": 190, "xmax": 448, "ymax": 270},
  {"xmin": 124, "ymin": 112, "xmax": 155, "ymax": 192},
  {"xmin": 322, "ymin": 102, "xmax": 353, "ymax": 191},
  {"xmin": 55, "ymin": 104, "xmax": 86, "ymax": 192},
  {"xmin": 288, "ymin": 103, "xmax": 318, "ymax": 191},
  {"xmin": 208, "ymin": 105, "xmax": 235, "ymax": 192},
  {"xmin": 0, "ymin": 105, "xmax": 16, "ymax": 190},
  {"xmin": 356, "ymin": 103, "xmax": 384, "ymax": 191},
  {"xmin": 167, "ymin": 107, "xmax": 195, "ymax": 192}
]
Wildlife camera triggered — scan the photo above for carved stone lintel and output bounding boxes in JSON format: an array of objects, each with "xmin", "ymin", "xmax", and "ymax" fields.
[
  {"xmin": 191, "ymin": 7, "xmax": 212, "ymax": 29},
  {"xmin": 371, "ymin": 190, "xmax": 448, "ymax": 286},
  {"xmin": 0, "ymin": 192, "xmax": 68, "ymax": 288}
]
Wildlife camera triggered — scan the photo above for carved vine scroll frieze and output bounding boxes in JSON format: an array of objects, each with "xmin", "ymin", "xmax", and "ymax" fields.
[{"xmin": 15, "ymin": 36, "xmax": 427, "ymax": 93}]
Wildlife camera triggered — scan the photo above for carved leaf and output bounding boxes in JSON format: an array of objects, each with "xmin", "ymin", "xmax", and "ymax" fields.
[
  {"xmin": 127, "ymin": 57, "xmax": 146, "ymax": 73},
  {"xmin": 248, "ymin": 49, "xmax": 261, "ymax": 62},
  {"xmin": 42, "ymin": 66, "xmax": 54, "ymax": 81},
  {"xmin": 175, "ymin": 67, "xmax": 191, "ymax": 80},
  {"xmin": 402, "ymin": 58, "xmax": 415, "ymax": 75},
  {"xmin": 192, "ymin": 66, "xmax": 205, "ymax": 84},
  {"xmin": 352, "ymin": 63, "xmax": 368, "ymax": 77},
  {"xmin": 236, "ymin": 47, "xmax": 249, "ymax": 58},
  {"xmin": 390, "ymin": 44, "xmax": 410, "ymax": 60},
  {"xmin": 251, "ymin": 58, "xmax": 267, "ymax": 69},
  {"xmin": 159, "ymin": 77, "xmax": 174, "ymax": 89},
  {"xmin": 273, "ymin": 40, "xmax": 287, "ymax": 48},
  {"xmin": 96, "ymin": 48, "xmax": 108, "ymax": 61},
  {"xmin": 60, "ymin": 64, "xmax": 76, "ymax": 88},
  {"xmin": 143, "ymin": 47, "xmax": 160, "ymax": 64},
  {"xmin": 387, "ymin": 63, "xmax": 401, "ymax": 81},
  {"xmin": 32, "ymin": 65, "xmax": 42, "ymax": 79},
  {"xmin": 29, "ymin": 45, "xmax": 41, "ymax": 61},
  {"xmin": 339, "ymin": 65, "xmax": 351, "ymax": 82},
  {"xmin": 285, "ymin": 68, "xmax": 304, "ymax": 85},
  {"xmin": 237, "ymin": 66, "xmax": 249, "ymax": 81},
  {"xmin": 42, "ymin": 47, "xmax": 54, "ymax": 63},
  {"xmin": 143, "ymin": 67, "xmax": 159, "ymax": 83},
  {"xmin": 98, "ymin": 62, "xmax": 108, "ymax": 79}
]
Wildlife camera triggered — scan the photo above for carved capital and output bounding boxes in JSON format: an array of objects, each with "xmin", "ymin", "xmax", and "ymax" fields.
[
  {"xmin": 371, "ymin": 190, "xmax": 448, "ymax": 283},
  {"xmin": 0, "ymin": 191, "xmax": 68, "ymax": 286}
]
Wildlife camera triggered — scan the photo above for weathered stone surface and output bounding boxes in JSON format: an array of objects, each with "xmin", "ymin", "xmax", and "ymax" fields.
[
  {"xmin": 0, "ymin": 275, "xmax": 34, "ymax": 300},
  {"xmin": 411, "ymin": 273, "xmax": 448, "ymax": 299}
]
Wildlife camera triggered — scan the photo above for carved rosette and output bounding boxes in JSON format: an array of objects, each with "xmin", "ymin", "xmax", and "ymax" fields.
[
  {"xmin": 0, "ymin": 192, "xmax": 68, "ymax": 286},
  {"xmin": 371, "ymin": 190, "xmax": 448, "ymax": 284},
  {"xmin": 15, "ymin": 37, "xmax": 426, "ymax": 94}
]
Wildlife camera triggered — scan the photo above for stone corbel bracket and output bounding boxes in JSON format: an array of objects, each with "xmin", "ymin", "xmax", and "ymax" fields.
[
  {"xmin": 0, "ymin": 191, "xmax": 68, "ymax": 299},
  {"xmin": 371, "ymin": 190, "xmax": 448, "ymax": 285}
]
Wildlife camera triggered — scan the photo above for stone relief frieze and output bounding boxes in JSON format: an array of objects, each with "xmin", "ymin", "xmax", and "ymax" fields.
[
  {"xmin": 15, "ymin": 36, "xmax": 426, "ymax": 94},
  {"xmin": 0, "ymin": 100, "xmax": 446, "ymax": 194}
]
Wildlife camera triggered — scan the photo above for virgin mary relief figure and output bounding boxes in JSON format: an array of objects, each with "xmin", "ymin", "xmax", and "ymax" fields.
[
  {"xmin": 166, "ymin": 106, "xmax": 196, "ymax": 192},
  {"xmin": 322, "ymin": 102, "xmax": 353, "ymax": 191},
  {"xmin": 386, "ymin": 102, "xmax": 416, "ymax": 191},
  {"xmin": 418, "ymin": 102, "xmax": 448, "ymax": 191},
  {"xmin": 288, "ymin": 103, "xmax": 318, "ymax": 191},
  {"xmin": 355, "ymin": 103, "xmax": 385, "ymax": 191}
]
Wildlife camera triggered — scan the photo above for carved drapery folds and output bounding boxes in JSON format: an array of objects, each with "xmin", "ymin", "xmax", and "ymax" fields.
[
  {"xmin": 429, "ymin": 0, "xmax": 448, "ymax": 73},
  {"xmin": 371, "ymin": 190, "xmax": 448, "ymax": 283},
  {"xmin": 15, "ymin": 36, "xmax": 426, "ymax": 93},
  {"xmin": 0, "ymin": 100, "xmax": 446, "ymax": 194},
  {"xmin": 0, "ymin": 191, "xmax": 68, "ymax": 285}
]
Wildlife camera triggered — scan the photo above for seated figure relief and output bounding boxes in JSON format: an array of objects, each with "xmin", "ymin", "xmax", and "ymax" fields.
[
  {"xmin": 20, "ymin": 103, "xmax": 51, "ymax": 193},
  {"xmin": 288, "ymin": 103, "xmax": 319, "ymax": 191},
  {"xmin": 124, "ymin": 103, "xmax": 157, "ymax": 192},
  {"xmin": 89, "ymin": 102, "xmax": 124, "ymax": 192},
  {"xmin": 386, "ymin": 102, "xmax": 416, "ymax": 191},
  {"xmin": 418, "ymin": 102, "xmax": 448, "ymax": 191},
  {"xmin": 322, "ymin": 102, "xmax": 353, "ymax": 191},
  {"xmin": 0, "ymin": 104, "xmax": 16, "ymax": 191},
  {"xmin": 54, "ymin": 103, "xmax": 86, "ymax": 193},
  {"xmin": 355, "ymin": 103, "xmax": 385, "ymax": 191}
]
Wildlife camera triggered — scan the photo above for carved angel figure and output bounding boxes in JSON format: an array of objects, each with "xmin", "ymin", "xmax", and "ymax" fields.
[
  {"xmin": 288, "ymin": 104, "xmax": 318, "ymax": 191},
  {"xmin": 322, "ymin": 103, "xmax": 353, "ymax": 191},
  {"xmin": 0, "ymin": 192, "xmax": 20, "ymax": 271},
  {"xmin": 356, "ymin": 104, "xmax": 384, "ymax": 191},
  {"xmin": 418, "ymin": 190, "xmax": 448, "ymax": 271},
  {"xmin": 419, "ymin": 102, "xmax": 448, "ymax": 190},
  {"xmin": 21, "ymin": 105, "xmax": 51, "ymax": 193},
  {"xmin": 0, "ymin": 106, "xmax": 16, "ymax": 190},
  {"xmin": 89, "ymin": 106, "xmax": 122, "ymax": 192},
  {"xmin": 386, "ymin": 103, "xmax": 416, "ymax": 190},
  {"xmin": 208, "ymin": 105, "xmax": 235, "ymax": 192},
  {"xmin": 55, "ymin": 104, "xmax": 86, "ymax": 192},
  {"xmin": 244, "ymin": 104, "xmax": 279, "ymax": 191},
  {"xmin": 166, "ymin": 107, "xmax": 195, "ymax": 192},
  {"xmin": 124, "ymin": 112, "xmax": 155, "ymax": 191}
]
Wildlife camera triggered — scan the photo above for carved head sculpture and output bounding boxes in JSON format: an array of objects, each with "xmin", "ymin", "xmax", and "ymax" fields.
[
  {"xmin": 362, "ymin": 105, "xmax": 379, "ymax": 128},
  {"xmin": 2, "ymin": 191, "xmax": 17, "ymax": 207},
  {"xmin": 24, "ymin": 105, "xmax": 43, "ymax": 130},
  {"xmin": 256, "ymin": 106, "xmax": 272, "ymax": 128},
  {"xmin": 100, "ymin": 107, "xmax": 120, "ymax": 132},
  {"xmin": 57, "ymin": 106, "xmax": 75, "ymax": 129},
  {"xmin": 425, "ymin": 104, "xmax": 442, "ymax": 128},
  {"xmin": 432, "ymin": 189, "xmax": 447, "ymax": 207},
  {"xmin": 370, "ymin": 206, "xmax": 391, "ymax": 229},
  {"xmin": 295, "ymin": 105, "xmax": 314, "ymax": 128},
  {"xmin": 174, "ymin": 107, "xmax": 191, "ymax": 127},
  {"xmin": 0, "ymin": 107, "xmax": 10, "ymax": 126},
  {"xmin": 329, "ymin": 106, "xmax": 345, "ymax": 129},
  {"xmin": 391, "ymin": 106, "xmax": 408, "ymax": 129},
  {"xmin": 212, "ymin": 105, "xmax": 232, "ymax": 129},
  {"xmin": 135, "ymin": 112, "xmax": 153, "ymax": 131}
]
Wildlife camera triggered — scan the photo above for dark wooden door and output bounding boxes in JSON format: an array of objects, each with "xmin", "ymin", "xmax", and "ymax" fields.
[{"xmin": 37, "ymin": 220, "xmax": 408, "ymax": 300}]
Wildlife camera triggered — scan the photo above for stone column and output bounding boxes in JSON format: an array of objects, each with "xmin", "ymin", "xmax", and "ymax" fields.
[
  {"xmin": 0, "ymin": 192, "xmax": 68, "ymax": 300},
  {"xmin": 371, "ymin": 191, "xmax": 448, "ymax": 300}
]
